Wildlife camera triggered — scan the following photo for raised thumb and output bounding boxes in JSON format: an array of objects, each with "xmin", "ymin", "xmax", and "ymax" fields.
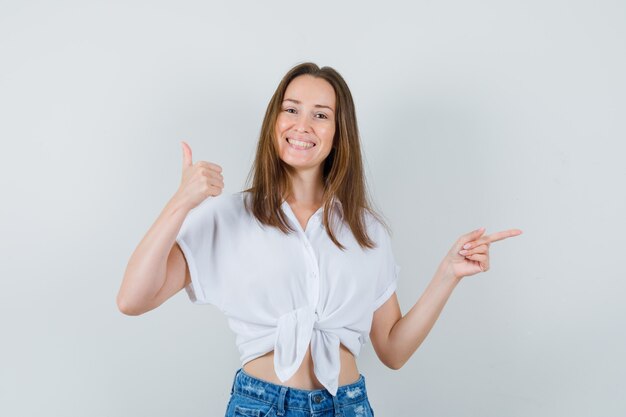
[{"xmin": 181, "ymin": 140, "xmax": 192, "ymax": 168}]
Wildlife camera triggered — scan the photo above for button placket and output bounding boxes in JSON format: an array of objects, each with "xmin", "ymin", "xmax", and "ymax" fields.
[
  {"xmin": 296, "ymin": 224, "xmax": 322, "ymax": 318},
  {"xmin": 301, "ymin": 234, "xmax": 321, "ymax": 308},
  {"xmin": 282, "ymin": 201, "xmax": 322, "ymax": 309}
]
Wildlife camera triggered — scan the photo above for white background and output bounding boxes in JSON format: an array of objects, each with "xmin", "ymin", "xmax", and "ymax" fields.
[{"xmin": 1, "ymin": 1, "xmax": 624, "ymax": 416}]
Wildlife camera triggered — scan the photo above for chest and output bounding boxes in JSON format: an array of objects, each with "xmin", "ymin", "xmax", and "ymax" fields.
[{"xmin": 219, "ymin": 216, "xmax": 381, "ymax": 315}]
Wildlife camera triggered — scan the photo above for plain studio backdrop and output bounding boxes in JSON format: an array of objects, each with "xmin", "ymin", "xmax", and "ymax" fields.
[{"xmin": 1, "ymin": 1, "xmax": 624, "ymax": 416}]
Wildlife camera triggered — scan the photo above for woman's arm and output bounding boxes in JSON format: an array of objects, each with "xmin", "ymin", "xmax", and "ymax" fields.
[
  {"xmin": 116, "ymin": 193, "xmax": 193, "ymax": 316},
  {"xmin": 370, "ymin": 262, "xmax": 459, "ymax": 370},
  {"xmin": 117, "ymin": 141, "xmax": 225, "ymax": 315},
  {"xmin": 370, "ymin": 227, "xmax": 521, "ymax": 369}
]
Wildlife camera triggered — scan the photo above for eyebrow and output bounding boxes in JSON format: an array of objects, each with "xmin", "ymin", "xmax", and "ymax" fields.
[{"xmin": 282, "ymin": 98, "xmax": 335, "ymax": 113}]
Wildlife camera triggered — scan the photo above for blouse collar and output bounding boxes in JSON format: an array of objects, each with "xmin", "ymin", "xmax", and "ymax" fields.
[{"xmin": 280, "ymin": 196, "xmax": 344, "ymax": 220}]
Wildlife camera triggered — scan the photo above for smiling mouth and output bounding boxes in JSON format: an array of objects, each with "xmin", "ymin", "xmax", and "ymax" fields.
[{"xmin": 286, "ymin": 137, "xmax": 316, "ymax": 149}]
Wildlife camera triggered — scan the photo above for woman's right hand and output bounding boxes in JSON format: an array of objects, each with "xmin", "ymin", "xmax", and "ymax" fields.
[{"xmin": 175, "ymin": 140, "xmax": 224, "ymax": 210}]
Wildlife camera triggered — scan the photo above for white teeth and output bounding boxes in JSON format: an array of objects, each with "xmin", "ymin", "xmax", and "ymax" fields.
[{"xmin": 287, "ymin": 138, "xmax": 314, "ymax": 149}]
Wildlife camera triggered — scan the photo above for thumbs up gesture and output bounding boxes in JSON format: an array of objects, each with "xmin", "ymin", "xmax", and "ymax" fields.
[{"xmin": 175, "ymin": 141, "xmax": 224, "ymax": 210}]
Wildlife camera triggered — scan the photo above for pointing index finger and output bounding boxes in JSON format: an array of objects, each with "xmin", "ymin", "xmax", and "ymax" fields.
[{"xmin": 475, "ymin": 229, "xmax": 523, "ymax": 246}]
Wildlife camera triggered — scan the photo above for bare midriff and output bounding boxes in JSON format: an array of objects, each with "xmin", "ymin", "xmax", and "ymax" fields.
[{"xmin": 242, "ymin": 342, "xmax": 360, "ymax": 390}]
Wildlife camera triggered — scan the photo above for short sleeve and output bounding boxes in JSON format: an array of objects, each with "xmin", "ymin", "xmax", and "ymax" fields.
[
  {"xmin": 175, "ymin": 196, "xmax": 226, "ymax": 308},
  {"xmin": 372, "ymin": 227, "xmax": 401, "ymax": 311}
]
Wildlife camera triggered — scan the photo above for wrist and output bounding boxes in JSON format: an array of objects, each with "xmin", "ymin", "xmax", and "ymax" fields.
[
  {"xmin": 438, "ymin": 260, "xmax": 463, "ymax": 284},
  {"xmin": 167, "ymin": 192, "xmax": 194, "ymax": 214}
]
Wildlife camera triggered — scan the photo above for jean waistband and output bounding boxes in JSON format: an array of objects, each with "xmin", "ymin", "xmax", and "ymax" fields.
[{"xmin": 230, "ymin": 368, "xmax": 369, "ymax": 414}]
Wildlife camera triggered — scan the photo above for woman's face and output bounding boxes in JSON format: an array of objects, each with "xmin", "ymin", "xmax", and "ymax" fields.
[{"xmin": 274, "ymin": 74, "xmax": 336, "ymax": 176}]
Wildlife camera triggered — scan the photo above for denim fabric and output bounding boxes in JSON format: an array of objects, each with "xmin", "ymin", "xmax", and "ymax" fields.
[{"xmin": 224, "ymin": 368, "xmax": 375, "ymax": 417}]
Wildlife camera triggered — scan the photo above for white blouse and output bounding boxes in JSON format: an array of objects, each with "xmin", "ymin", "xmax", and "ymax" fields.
[{"xmin": 175, "ymin": 191, "xmax": 400, "ymax": 396}]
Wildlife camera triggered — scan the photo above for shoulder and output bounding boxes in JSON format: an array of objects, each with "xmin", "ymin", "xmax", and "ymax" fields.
[{"xmin": 363, "ymin": 210, "xmax": 392, "ymax": 249}]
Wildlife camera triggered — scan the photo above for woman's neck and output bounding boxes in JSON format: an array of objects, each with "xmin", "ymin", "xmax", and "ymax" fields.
[{"xmin": 286, "ymin": 169, "xmax": 325, "ymax": 207}]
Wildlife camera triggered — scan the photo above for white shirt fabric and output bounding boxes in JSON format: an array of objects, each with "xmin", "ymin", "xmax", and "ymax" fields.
[{"xmin": 175, "ymin": 190, "xmax": 400, "ymax": 396}]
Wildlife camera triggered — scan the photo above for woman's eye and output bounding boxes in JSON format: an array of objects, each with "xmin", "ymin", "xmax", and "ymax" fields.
[{"xmin": 283, "ymin": 108, "xmax": 328, "ymax": 119}]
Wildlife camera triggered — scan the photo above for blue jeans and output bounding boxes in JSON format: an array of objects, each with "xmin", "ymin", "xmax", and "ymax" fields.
[{"xmin": 224, "ymin": 368, "xmax": 375, "ymax": 417}]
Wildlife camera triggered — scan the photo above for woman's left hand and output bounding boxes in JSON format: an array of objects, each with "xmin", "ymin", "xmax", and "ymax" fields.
[{"xmin": 443, "ymin": 227, "xmax": 523, "ymax": 279}]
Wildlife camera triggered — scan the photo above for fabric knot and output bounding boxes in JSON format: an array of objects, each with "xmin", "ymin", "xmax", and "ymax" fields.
[{"xmin": 273, "ymin": 305, "xmax": 341, "ymax": 396}]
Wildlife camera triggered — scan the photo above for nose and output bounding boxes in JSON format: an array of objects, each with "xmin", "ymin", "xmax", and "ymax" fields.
[{"xmin": 294, "ymin": 113, "xmax": 311, "ymax": 133}]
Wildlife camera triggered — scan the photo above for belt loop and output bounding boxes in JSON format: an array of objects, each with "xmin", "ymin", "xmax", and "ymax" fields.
[
  {"xmin": 332, "ymin": 393, "xmax": 342, "ymax": 417},
  {"xmin": 230, "ymin": 368, "xmax": 240, "ymax": 395},
  {"xmin": 275, "ymin": 386, "xmax": 288, "ymax": 416}
]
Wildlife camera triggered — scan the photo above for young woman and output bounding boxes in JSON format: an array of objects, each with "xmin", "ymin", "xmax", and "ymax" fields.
[{"xmin": 117, "ymin": 62, "xmax": 522, "ymax": 417}]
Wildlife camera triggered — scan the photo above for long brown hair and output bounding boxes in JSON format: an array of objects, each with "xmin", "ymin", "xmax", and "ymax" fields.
[{"xmin": 243, "ymin": 62, "xmax": 390, "ymax": 251}]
